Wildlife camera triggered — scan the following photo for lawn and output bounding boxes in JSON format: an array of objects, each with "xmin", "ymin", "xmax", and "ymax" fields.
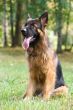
[{"xmin": 0, "ymin": 48, "xmax": 73, "ymax": 110}]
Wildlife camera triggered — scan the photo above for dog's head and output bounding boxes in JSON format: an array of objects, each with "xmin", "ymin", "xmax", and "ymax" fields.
[{"xmin": 21, "ymin": 11, "xmax": 48, "ymax": 50}]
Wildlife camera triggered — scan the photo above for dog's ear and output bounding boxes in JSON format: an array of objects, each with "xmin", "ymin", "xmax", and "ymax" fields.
[
  {"xmin": 28, "ymin": 13, "xmax": 31, "ymax": 19},
  {"xmin": 39, "ymin": 11, "xmax": 48, "ymax": 28},
  {"xmin": 27, "ymin": 13, "xmax": 32, "ymax": 22}
]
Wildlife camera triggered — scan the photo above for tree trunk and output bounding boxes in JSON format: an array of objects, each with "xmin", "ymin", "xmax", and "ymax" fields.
[
  {"xmin": 14, "ymin": 0, "xmax": 25, "ymax": 46},
  {"xmin": 65, "ymin": 0, "xmax": 71, "ymax": 50},
  {"xmin": 54, "ymin": 0, "xmax": 63, "ymax": 53},
  {"xmin": 10, "ymin": 0, "xmax": 15, "ymax": 47},
  {"xmin": 3, "ymin": 0, "xmax": 7, "ymax": 47},
  {"xmin": 57, "ymin": 29, "xmax": 62, "ymax": 53}
]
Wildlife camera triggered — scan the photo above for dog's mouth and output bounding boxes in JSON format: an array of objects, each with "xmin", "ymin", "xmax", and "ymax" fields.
[{"xmin": 22, "ymin": 36, "xmax": 35, "ymax": 50}]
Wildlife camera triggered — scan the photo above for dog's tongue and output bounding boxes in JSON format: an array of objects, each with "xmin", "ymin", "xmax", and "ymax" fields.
[{"xmin": 22, "ymin": 37, "xmax": 31, "ymax": 50}]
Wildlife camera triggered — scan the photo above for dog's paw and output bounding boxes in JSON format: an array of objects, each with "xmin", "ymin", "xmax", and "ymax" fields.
[{"xmin": 23, "ymin": 96, "xmax": 31, "ymax": 102}]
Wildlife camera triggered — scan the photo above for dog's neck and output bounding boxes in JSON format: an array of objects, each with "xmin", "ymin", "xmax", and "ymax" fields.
[{"xmin": 27, "ymin": 35, "xmax": 49, "ymax": 57}]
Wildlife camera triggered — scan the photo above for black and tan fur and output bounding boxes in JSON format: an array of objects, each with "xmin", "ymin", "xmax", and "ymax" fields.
[{"xmin": 21, "ymin": 12, "xmax": 68, "ymax": 100}]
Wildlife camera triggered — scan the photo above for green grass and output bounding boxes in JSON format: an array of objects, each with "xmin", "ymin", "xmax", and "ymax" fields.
[{"xmin": 0, "ymin": 48, "xmax": 73, "ymax": 110}]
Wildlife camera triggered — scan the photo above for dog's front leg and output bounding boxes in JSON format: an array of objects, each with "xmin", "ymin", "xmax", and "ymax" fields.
[
  {"xmin": 23, "ymin": 78, "xmax": 35, "ymax": 100},
  {"xmin": 43, "ymin": 71, "xmax": 56, "ymax": 100}
]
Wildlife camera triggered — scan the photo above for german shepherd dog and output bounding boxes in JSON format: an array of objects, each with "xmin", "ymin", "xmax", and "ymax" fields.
[{"xmin": 21, "ymin": 12, "xmax": 68, "ymax": 100}]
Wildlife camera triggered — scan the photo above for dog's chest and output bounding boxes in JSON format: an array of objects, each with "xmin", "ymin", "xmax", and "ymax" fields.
[
  {"xmin": 28, "ymin": 49, "xmax": 55, "ymax": 84},
  {"xmin": 32, "ymin": 67, "xmax": 46, "ymax": 84}
]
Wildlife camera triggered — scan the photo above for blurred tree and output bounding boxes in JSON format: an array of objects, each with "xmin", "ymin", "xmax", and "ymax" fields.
[
  {"xmin": 3, "ymin": 0, "xmax": 8, "ymax": 47},
  {"xmin": 10, "ymin": 0, "xmax": 14, "ymax": 47},
  {"xmin": 26, "ymin": 0, "xmax": 48, "ymax": 18},
  {"xmin": 53, "ymin": 0, "xmax": 72, "ymax": 53},
  {"xmin": 14, "ymin": 0, "xmax": 26, "ymax": 46},
  {"xmin": 0, "ymin": 0, "xmax": 73, "ymax": 51},
  {"xmin": 65, "ymin": 0, "xmax": 71, "ymax": 51},
  {"xmin": 54, "ymin": 0, "xmax": 63, "ymax": 53}
]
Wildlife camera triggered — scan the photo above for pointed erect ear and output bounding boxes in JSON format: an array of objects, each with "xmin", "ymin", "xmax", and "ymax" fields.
[
  {"xmin": 28, "ymin": 13, "xmax": 31, "ymax": 19},
  {"xmin": 27, "ymin": 13, "xmax": 32, "ymax": 21},
  {"xmin": 39, "ymin": 11, "xmax": 48, "ymax": 28}
]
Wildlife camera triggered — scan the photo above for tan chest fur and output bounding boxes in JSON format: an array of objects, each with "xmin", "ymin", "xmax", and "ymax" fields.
[{"xmin": 28, "ymin": 47, "xmax": 56, "ymax": 86}]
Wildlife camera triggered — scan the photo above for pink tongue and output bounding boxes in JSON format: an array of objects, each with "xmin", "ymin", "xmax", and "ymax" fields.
[{"xmin": 22, "ymin": 37, "xmax": 31, "ymax": 50}]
